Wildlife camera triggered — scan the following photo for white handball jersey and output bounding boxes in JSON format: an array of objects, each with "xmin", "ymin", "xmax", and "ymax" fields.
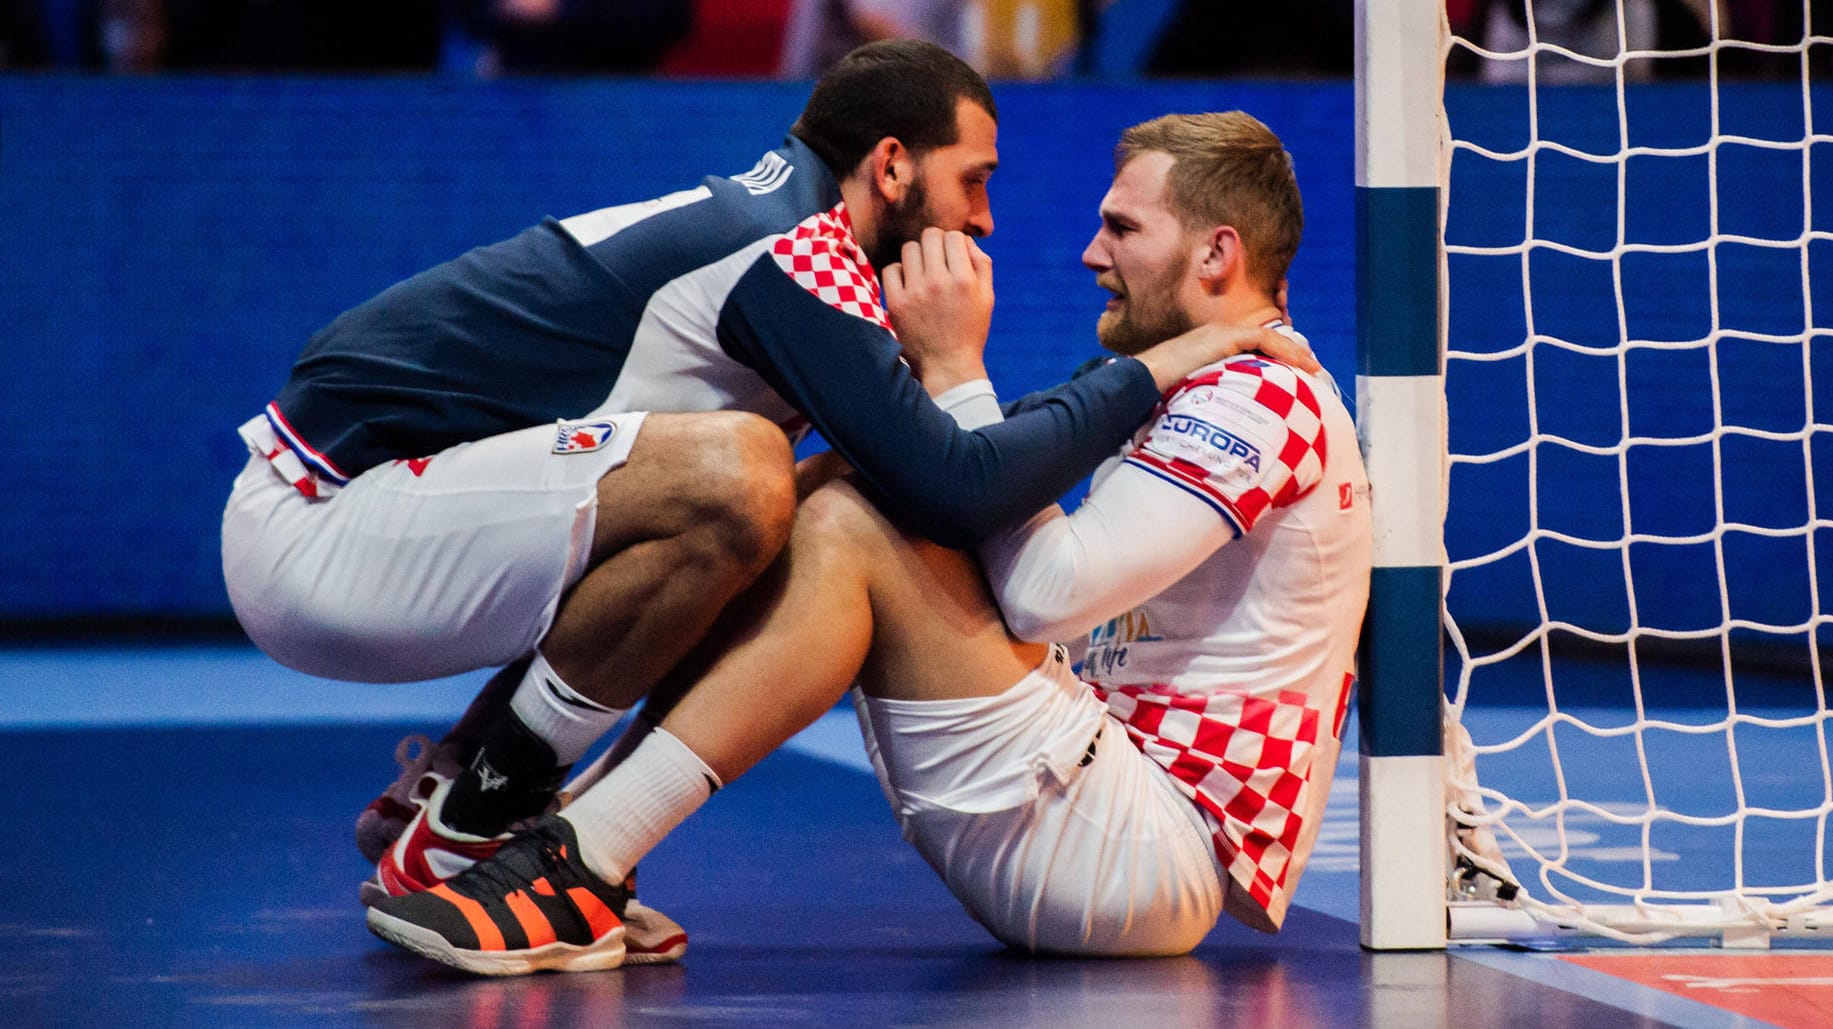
[{"xmin": 980, "ymin": 337, "xmax": 1373, "ymax": 928}]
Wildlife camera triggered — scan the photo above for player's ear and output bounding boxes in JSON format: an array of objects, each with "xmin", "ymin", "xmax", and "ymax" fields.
[
  {"xmin": 866, "ymin": 136, "xmax": 915, "ymax": 205},
  {"xmin": 1197, "ymin": 225, "xmax": 1244, "ymax": 288}
]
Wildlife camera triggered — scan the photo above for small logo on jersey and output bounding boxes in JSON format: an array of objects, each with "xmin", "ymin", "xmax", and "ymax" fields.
[
  {"xmin": 1085, "ymin": 609, "xmax": 1163, "ymax": 680},
  {"xmin": 554, "ymin": 420, "xmax": 617, "ymax": 455},
  {"xmin": 731, "ymin": 152, "xmax": 792, "ymax": 195},
  {"xmin": 393, "ymin": 457, "xmax": 433, "ymax": 477},
  {"xmin": 1338, "ymin": 481, "xmax": 1371, "ymax": 512},
  {"xmin": 1159, "ymin": 413, "xmax": 1261, "ymax": 472}
]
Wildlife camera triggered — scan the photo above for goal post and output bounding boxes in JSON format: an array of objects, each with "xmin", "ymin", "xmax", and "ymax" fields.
[
  {"xmin": 1359, "ymin": 0, "xmax": 1833, "ymax": 948},
  {"xmin": 1354, "ymin": 0, "xmax": 1451, "ymax": 951}
]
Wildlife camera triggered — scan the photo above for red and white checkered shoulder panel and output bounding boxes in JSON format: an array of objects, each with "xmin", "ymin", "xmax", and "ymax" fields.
[
  {"xmin": 1127, "ymin": 356, "xmax": 1329, "ymax": 533},
  {"xmin": 769, "ymin": 203, "xmax": 893, "ymax": 333}
]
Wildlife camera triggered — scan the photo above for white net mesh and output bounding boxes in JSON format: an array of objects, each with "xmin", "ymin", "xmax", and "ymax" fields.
[{"xmin": 1441, "ymin": 1, "xmax": 1833, "ymax": 941}]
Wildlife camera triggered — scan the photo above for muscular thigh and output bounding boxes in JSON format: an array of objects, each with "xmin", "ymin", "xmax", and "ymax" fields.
[{"xmin": 581, "ymin": 410, "xmax": 796, "ymax": 565}]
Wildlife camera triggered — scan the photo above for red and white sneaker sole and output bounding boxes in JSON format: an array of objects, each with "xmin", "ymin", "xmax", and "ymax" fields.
[{"xmin": 620, "ymin": 899, "xmax": 689, "ymax": 964}]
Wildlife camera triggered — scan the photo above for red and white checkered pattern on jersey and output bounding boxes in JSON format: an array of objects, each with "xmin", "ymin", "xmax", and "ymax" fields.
[
  {"xmin": 770, "ymin": 203, "xmax": 893, "ymax": 333},
  {"xmin": 1127, "ymin": 357, "xmax": 1327, "ymax": 534},
  {"xmin": 1093, "ymin": 678, "xmax": 1351, "ymax": 919}
]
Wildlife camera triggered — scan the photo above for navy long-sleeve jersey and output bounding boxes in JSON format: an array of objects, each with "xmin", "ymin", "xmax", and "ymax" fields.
[{"xmin": 259, "ymin": 136, "xmax": 1160, "ymax": 548}]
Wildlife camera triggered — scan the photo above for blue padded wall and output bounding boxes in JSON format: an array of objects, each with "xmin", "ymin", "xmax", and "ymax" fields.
[
  {"xmin": 0, "ymin": 76, "xmax": 1355, "ymax": 619},
  {"xmin": 3, "ymin": 75, "xmax": 1821, "ymax": 644}
]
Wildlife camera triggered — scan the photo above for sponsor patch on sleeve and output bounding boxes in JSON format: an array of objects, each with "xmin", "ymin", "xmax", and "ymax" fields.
[
  {"xmin": 1126, "ymin": 359, "xmax": 1328, "ymax": 533},
  {"xmin": 553, "ymin": 420, "xmax": 618, "ymax": 455}
]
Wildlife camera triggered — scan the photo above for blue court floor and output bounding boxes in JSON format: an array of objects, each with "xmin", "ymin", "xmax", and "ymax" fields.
[{"xmin": 1, "ymin": 643, "xmax": 1826, "ymax": 1027}]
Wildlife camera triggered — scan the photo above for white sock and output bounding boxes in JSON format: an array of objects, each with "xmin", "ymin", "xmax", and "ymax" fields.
[
  {"xmin": 507, "ymin": 650, "xmax": 625, "ymax": 765},
  {"xmin": 561, "ymin": 726, "xmax": 721, "ymax": 882}
]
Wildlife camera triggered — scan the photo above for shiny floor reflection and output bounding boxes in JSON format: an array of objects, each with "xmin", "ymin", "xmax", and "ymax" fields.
[{"xmin": 0, "ymin": 718, "xmax": 1714, "ymax": 1028}]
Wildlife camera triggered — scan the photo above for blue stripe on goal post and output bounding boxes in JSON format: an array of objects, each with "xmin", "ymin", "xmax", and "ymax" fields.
[
  {"xmin": 1356, "ymin": 188, "xmax": 1440, "ymax": 382},
  {"xmin": 1356, "ymin": 185, "xmax": 1440, "ymax": 761},
  {"xmin": 1354, "ymin": 0, "xmax": 1448, "ymax": 952}
]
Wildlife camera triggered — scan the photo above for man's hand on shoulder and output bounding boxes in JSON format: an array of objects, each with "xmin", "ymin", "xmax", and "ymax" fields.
[
  {"xmin": 1133, "ymin": 319, "xmax": 1320, "ymax": 392},
  {"xmin": 881, "ymin": 227, "xmax": 995, "ymax": 396}
]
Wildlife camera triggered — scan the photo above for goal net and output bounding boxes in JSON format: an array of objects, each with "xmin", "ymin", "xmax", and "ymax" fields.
[{"xmin": 1434, "ymin": 2, "xmax": 1833, "ymax": 944}]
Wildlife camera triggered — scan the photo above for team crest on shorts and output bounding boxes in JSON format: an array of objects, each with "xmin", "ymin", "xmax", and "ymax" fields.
[{"xmin": 553, "ymin": 420, "xmax": 617, "ymax": 455}]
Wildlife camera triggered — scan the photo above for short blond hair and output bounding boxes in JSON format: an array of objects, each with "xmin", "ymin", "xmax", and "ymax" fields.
[{"xmin": 1115, "ymin": 111, "xmax": 1303, "ymax": 292}]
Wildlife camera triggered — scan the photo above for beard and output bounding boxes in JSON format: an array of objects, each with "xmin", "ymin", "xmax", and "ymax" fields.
[
  {"xmin": 865, "ymin": 175, "xmax": 930, "ymax": 274},
  {"xmin": 1095, "ymin": 257, "xmax": 1195, "ymax": 356}
]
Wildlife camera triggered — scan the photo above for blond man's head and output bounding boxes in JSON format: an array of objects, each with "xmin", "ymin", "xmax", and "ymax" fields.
[{"xmin": 1113, "ymin": 112, "xmax": 1303, "ymax": 294}]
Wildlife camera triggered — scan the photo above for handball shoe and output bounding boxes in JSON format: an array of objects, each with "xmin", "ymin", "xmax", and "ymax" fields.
[
  {"xmin": 367, "ymin": 816, "xmax": 629, "ymax": 976},
  {"xmin": 356, "ymin": 734, "xmax": 465, "ymax": 865},
  {"xmin": 372, "ymin": 777, "xmax": 509, "ymax": 900},
  {"xmin": 362, "ymin": 767, "xmax": 687, "ymax": 965},
  {"xmin": 619, "ymin": 871, "xmax": 689, "ymax": 965}
]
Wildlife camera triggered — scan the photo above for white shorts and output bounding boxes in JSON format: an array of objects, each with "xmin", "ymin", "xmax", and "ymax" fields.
[
  {"xmin": 854, "ymin": 646, "xmax": 1227, "ymax": 956},
  {"xmin": 221, "ymin": 414, "xmax": 645, "ymax": 683}
]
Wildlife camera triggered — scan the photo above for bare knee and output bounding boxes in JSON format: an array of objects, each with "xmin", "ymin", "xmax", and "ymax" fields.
[
  {"xmin": 795, "ymin": 477, "xmax": 904, "ymax": 562},
  {"xmin": 598, "ymin": 412, "xmax": 796, "ymax": 575},
  {"xmin": 672, "ymin": 412, "xmax": 797, "ymax": 575},
  {"xmin": 796, "ymin": 476, "xmax": 987, "ymax": 609}
]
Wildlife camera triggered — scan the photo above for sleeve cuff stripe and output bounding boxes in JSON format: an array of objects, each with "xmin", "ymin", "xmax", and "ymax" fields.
[{"xmin": 1124, "ymin": 457, "xmax": 1246, "ymax": 538}]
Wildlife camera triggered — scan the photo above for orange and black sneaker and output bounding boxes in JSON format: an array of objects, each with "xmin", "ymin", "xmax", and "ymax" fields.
[
  {"xmin": 366, "ymin": 815, "xmax": 630, "ymax": 976},
  {"xmin": 363, "ymin": 776, "xmax": 690, "ymax": 966}
]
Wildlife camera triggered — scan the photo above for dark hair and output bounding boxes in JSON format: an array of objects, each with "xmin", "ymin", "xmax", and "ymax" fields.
[{"xmin": 791, "ymin": 40, "xmax": 998, "ymax": 177}]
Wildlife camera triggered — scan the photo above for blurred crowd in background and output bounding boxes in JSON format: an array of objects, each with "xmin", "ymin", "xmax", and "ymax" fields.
[{"xmin": 0, "ymin": 0, "xmax": 1823, "ymax": 79}]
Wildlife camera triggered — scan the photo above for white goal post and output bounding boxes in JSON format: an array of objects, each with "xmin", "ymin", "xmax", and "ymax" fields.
[
  {"xmin": 1356, "ymin": 0, "xmax": 1833, "ymax": 948},
  {"xmin": 1354, "ymin": 0, "xmax": 1451, "ymax": 951}
]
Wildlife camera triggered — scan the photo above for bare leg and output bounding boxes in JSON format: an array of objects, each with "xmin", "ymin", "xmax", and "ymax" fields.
[
  {"xmin": 560, "ymin": 451, "xmax": 860, "ymax": 796},
  {"xmin": 557, "ymin": 474, "xmax": 1045, "ymax": 885},
  {"xmin": 657, "ymin": 477, "xmax": 1041, "ymax": 782},
  {"xmin": 654, "ymin": 477, "xmax": 1265, "ymax": 934},
  {"xmin": 538, "ymin": 411, "xmax": 797, "ymax": 710},
  {"xmin": 571, "ymin": 475, "xmax": 1264, "ymax": 937},
  {"xmin": 430, "ymin": 657, "xmax": 527, "ymax": 751},
  {"xmin": 435, "ymin": 412, "xmax": 796, "ymax": 836}
]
